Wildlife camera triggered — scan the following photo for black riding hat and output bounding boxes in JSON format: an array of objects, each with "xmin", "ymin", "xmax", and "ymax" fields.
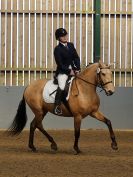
[{"xmin": 55, "ymin": 28, "xmax": 68, "ymax": 40}]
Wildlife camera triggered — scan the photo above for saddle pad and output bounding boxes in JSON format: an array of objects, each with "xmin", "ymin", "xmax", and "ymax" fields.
[{"xmin": 43, "ymin": 78, "xmax": 74, "ymax": 103}]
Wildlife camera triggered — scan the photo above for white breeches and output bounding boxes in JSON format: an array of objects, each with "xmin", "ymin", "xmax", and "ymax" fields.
[{"xmin": 57, "ymin": 74, "xmax": 68, "ymax": 90}]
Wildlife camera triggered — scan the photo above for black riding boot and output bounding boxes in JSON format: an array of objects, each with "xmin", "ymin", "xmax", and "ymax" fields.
[{"xmin": 54, "ymin": 88, "xmax": 63, "ymax": 115}]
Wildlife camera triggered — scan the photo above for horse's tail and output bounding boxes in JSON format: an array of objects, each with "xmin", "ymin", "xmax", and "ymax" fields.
[{"xmin": 8, "ymin": 96, "xmax": 27, "ymax": 135}]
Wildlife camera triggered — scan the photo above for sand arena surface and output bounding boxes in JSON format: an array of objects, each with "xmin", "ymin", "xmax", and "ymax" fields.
[{"xmin": 0, "ymin": 129, "xmax": 133, "ymax": 177}]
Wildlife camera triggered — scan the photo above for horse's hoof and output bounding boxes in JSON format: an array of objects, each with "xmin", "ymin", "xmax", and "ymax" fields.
[
  {"xmin": 29, "ymin": 145, "xmax": 37, "ymax": 152},
  {"xmin": 51, "ymin": 142, "xmax": 58, "ymax": 151},
  {"xmin": 111, "ymin": 143, "xmax": 118, "ymax": 150},
  {"xmin": 74, "ymin": 150, "xmax": 82, "ymax": 155},
  {"xmin": 74, "ymin": 147, "xmax": 82, "ymax": 155},
  {"xmin": 32, "ymin": 148, "xmax": 38, "ymax": 152}
]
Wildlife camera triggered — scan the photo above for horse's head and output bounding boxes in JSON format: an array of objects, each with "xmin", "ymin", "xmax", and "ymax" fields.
[{"xmin": 97, "ymin": 61, "xmax": 114, "ymax": 96}]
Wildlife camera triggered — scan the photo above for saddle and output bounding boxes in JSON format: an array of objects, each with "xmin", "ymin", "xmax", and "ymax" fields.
[
  {"xmin": 52, "ymin": 75, "xmax": 73, "ymax": 102},
  {"xmin": 43, "ymin": 76, "xmax": 74, "ymax": 104}
]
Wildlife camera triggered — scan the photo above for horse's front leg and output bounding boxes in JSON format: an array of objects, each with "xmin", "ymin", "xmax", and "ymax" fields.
[
  {"xmin": 92, "ymin": 111, "xmax": 118, "ymax": 150},
  {"xmin": 73, "ymin": 115, "xmax": 82, "ymax": 154}
]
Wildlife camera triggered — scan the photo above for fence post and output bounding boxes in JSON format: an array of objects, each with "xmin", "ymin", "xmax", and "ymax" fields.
[{"xmin": 94, "ymin": 0, "xmax": 101, "ymax": 62}]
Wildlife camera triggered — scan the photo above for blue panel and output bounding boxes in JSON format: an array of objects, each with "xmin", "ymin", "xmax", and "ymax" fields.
[{"xmin": 0, "ymin": 86, "xmax": 133, "ymax": 129}]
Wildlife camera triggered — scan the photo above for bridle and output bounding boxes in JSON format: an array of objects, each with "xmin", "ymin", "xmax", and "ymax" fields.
[
  {"xmin": 75, "ymin": 67, "xmax": 113, "ymax": 91},
  {"xmin": 96, "ymin": 68, "xmax": 113, "ymax": 90}
]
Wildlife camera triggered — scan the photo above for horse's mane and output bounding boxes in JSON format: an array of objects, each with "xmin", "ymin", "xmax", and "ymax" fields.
[
  {"xmin": 80, "ymin": 62, "xmax": 110, "ymax": 76},
  {"xmin": 79, "ymin": 63, "xmax": 98, "ymax": 76},
  {"xmin": 86, "ymin": 62, "xmax": 94, "ymax": 67},
  {"xmin": 86, "ymin": 62, "xmax": 110, "ymax": 69}
]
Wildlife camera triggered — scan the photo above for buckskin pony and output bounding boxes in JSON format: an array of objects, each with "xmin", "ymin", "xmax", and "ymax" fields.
[{"xmin": 8, "ymin": 61, "xmax": 118, "ymax": 154}]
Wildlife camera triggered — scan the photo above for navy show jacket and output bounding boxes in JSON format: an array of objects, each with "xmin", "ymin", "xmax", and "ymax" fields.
[{"xmin": 54, "ymin": 42, "xmax": 80, "ymax": 75}]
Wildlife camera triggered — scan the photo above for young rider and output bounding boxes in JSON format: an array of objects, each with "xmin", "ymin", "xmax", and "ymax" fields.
[{"xmin": 54, "ymin": 28, "xmax": 80, "ymax": 115}]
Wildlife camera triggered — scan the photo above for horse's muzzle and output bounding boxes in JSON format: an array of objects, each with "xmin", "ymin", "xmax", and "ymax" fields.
[{"xmin": 106, "ymin": 90, "xmax": 114, "ymax": 96}]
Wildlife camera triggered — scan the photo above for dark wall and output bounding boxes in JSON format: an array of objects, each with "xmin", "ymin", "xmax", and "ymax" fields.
[{"xmin": 0, "ymin": 86, "xmax": 133, "ymax": 129}]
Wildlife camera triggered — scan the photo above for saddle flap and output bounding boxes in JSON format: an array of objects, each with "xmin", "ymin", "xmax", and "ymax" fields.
[{"xmin": 43, "ymin": 78, "xmax": 74, "ymax": 104}]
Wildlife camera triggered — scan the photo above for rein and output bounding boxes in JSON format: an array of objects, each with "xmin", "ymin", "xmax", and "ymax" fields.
[
  {"xmin": 75, "ymin": 75, "xmax": 97, "ymax": 87},
  {"xmin": 74, "ymin": 69, "xmax": 113, "ymax": 93}
]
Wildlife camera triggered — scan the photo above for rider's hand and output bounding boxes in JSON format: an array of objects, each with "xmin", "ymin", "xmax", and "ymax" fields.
[
  {"xmin": 74, "ymin": 70, "xmax": 80, "ymax": 75},
  {"xmin": 70, "ymin": 69, "xmax": 75, "ymax": 76}
]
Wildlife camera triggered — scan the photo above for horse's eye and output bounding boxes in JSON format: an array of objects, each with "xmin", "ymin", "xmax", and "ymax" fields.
[{"xmin": 101, "ymin": 73, "xmax": 105, "ymax": 76}]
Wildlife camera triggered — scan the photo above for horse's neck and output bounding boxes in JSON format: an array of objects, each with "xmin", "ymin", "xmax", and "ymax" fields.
[
  {"xmin": 79, "ymin": 64, "xmax": 98, "ymax": 86},
  {"xmin": 76, "ymin": 64, "xmax": 98, "ymax": 96}
]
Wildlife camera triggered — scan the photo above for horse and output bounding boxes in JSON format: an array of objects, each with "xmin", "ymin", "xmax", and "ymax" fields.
[{"xmin": 8, "ymin": 61, "xmax": 118, "ymax": 154}]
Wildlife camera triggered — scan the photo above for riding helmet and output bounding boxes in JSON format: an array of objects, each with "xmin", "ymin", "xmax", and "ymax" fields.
[{"xmin": 55, "ymin": 28, "xmax": 68, "ymax": 40}]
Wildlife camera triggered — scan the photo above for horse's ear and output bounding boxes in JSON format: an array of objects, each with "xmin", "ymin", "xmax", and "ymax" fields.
[
  {"xmin": 108, "ymin": 63, "xmax": 115, "ymax": 68},
  {"xmin": 99, "ymin": 59, "xmax": 102, "ymax": 63},
  {"xmin": 98, "ymin": 59, "xmax": 103, "ymax": 68}
]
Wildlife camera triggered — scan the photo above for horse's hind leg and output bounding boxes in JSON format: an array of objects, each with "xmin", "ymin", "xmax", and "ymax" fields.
[
  {"xmin": 91, "ymin": 111, "xmax": 118, "ymax": 150},
  {"xmin": 29, "ymin": 111, "xmax": 57, "ymax": 152},
  {"xmin": 29, "ymin": 118, "xmax": 37, "ymax": 152},
  {"xmin": 37, "ymin": 120, "xmax": 58, "ymax": 151}
]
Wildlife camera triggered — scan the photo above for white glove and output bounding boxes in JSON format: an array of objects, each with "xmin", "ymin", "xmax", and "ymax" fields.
[
  {"xmin": 74, "ymin": 70, "xmax": 80, "ymax": 75},
  {"xmin": 70, "ymin": 69, "xmax": 75, "ymax": 76}
]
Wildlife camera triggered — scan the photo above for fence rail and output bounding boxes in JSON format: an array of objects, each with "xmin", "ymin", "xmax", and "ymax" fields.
[{"xmin": 0, "ymin": 0, "xmax": 132, "ymax": 87}]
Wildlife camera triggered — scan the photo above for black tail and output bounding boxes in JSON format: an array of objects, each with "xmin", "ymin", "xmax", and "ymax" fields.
[{"xmin": 8, "ymin": 96, "xmax": 27, "ymax": 135}]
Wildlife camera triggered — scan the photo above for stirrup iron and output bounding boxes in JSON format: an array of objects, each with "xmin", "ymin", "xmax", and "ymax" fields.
[{"xmin": 54, "ymin": 105, "xmax": 62, "ymax": 115}]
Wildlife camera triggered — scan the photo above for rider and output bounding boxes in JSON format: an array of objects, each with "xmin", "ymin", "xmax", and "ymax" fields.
[{"xmin": 54, "ymin": 28, "xmax": 81, "ymax": 115}]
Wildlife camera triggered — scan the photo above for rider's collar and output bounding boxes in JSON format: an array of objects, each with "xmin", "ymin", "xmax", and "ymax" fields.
[{"xmin": 59, "ymin": 42, "xmax": 68, "ymax": 47}]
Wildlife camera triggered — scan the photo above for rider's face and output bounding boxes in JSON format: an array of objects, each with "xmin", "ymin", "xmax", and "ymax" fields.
[{"xmin": 59, "ymin": 34, "xmax": 68, "ymax": 43}]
